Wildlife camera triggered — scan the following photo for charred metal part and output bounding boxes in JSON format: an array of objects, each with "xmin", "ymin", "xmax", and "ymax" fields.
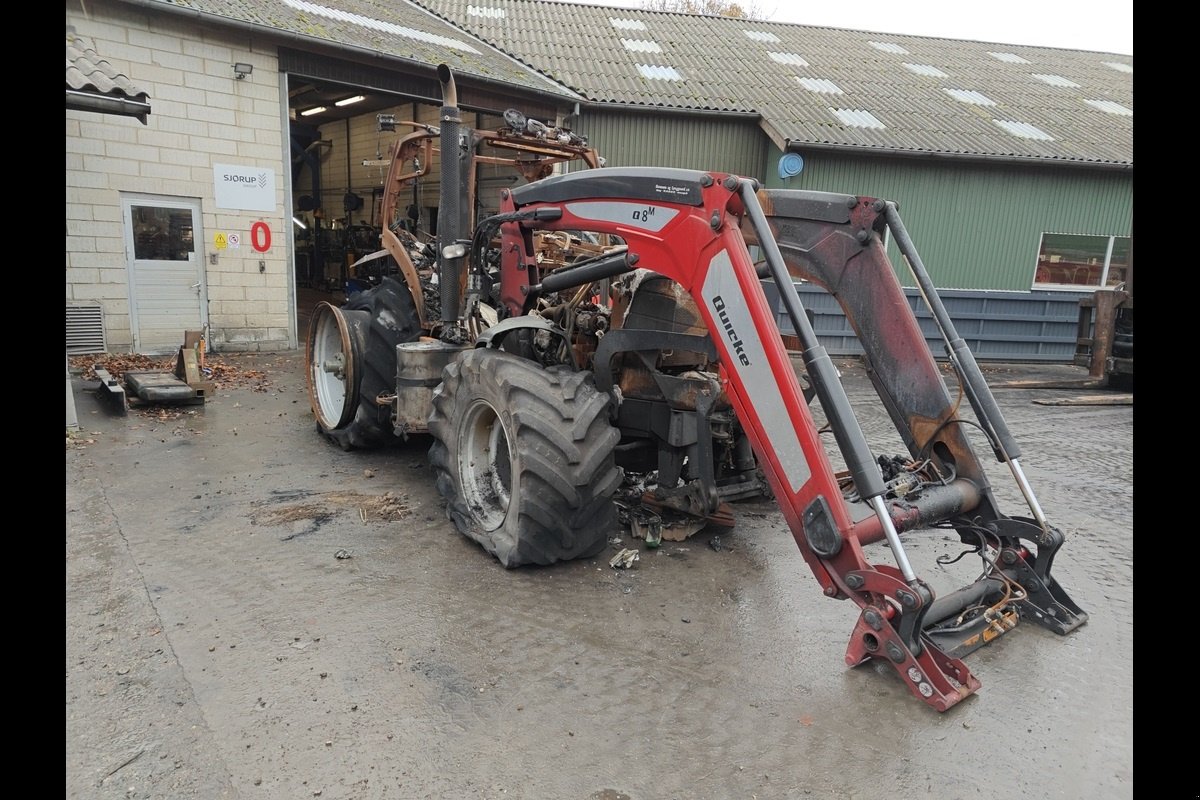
[
  {"xmin": 732, "ymin": 430, "xmax": 756, "ymax": 472},
  {"xmin": 850, "ymin": 480, "xmax": 981, "ymax": 545},
  {"xmin": 393, "ymin": 340, "xmax": 466, "ymax": 436},
  {"xmin": 691, "ymin": 391, "xmax": 721, "ymax": 514},
  {"xmin": 885, "ymin": 201, "xmax": 1054, "ymax": 535},
  {"xmin": 638, "ymin": 492, "xmax": 735, "ymax": 539},
  {"xmin": 749, "ymin": 191, "xmax": 990, "ymax": 504},
  {"xmin": 534, "ymin": 249, "xmax": 637, "ymax": 295},
  {"xmin": 645, "ymin": 481, "xmax": 717, "ymax": 518},
  {"xmin": 573, "ymin": 310, "xmax": 608, "ymax": 335},
  {"xmin": 989, "ymin": 528, "xmax": 1088, "ymax": 635},
  {"xmin": 716, "ymin": 474, "xmax": 768, "ymax": 502},
  {"xmin": 884, "ymin": 202, "xmax": 1019, "ymax": 465},
  {"xmin": 921, "ymin": 578, "xmax": 1008, "ymax": 628},
  {"xmin": 122, "ymin": 370, "xmax": 204, "ymax": 406},
  {"xmin": 802, "ymin": 495, "xmax": 842, "ymax": 558},
  {"xmin": 367, "ymin": 67, "xmax": 599, "ymax": 328},
  {"xmin": 474, "ymin": 315, "xmax": 577, "ymax": 369},
  {"xmin": 437, "ymin": 65, "xmax": 464, "ymax": 325},
  {"xmin": 592, "ymin": 330, "xmax": 717, "ymax": 398},
  {"xmin": 922, "ymin": 577, "xmax": 1013, "ymax": 658}
]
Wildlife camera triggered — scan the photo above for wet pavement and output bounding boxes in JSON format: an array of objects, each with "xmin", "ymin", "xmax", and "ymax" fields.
[{"xmin": 66, "ymin": 351, "xmax": 1133, "ymax": 800}]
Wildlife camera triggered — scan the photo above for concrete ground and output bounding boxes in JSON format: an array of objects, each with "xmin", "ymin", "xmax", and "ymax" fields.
[{"xmin": 66, "ymin": 349, "xmax": 1133, "ymax": 800}]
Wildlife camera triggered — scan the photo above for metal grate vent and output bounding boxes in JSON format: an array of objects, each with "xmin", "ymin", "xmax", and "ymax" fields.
[{"xmin": 67, "ymin": 304, "xmax": 107, "ymax": 355}]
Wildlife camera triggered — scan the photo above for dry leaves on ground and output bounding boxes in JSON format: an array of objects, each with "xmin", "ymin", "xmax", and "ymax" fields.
[{"xmin": 70, "ymin": 353, "xmax": 272, "ymax": 391}]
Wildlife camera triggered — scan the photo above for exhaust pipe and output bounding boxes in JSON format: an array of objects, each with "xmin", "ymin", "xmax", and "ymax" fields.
[{"xmin": 437, "ymin": 64, "xmax": 464, "ymax": 324}]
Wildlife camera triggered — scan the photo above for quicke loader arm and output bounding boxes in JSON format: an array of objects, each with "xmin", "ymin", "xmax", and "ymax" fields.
[{"xmin": 491, "ymin": 166, "xmax": 1087, "ymax": 711}]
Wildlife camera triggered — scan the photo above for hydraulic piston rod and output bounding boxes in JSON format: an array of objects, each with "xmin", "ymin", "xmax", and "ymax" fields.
[{"xmin": 884, "ymin": 202, "xmax": 1049, "ymax": 530}]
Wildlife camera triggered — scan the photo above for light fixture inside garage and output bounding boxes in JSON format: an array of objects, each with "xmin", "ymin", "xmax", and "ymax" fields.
[
  {"xmin": 335, "ymin": 95, "xmax": 365, "ymax": 107},
  {"xmin": 301, "ymin": 106, "xmax": 327, "ymax": 117}
]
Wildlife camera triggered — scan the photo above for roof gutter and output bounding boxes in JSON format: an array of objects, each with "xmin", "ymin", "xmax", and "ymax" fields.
[
  {"xmin": 576, "ymin": 100, "xmax": 758, "ymax": 120},
  {"xmin": 110, "ymin": 0, "xmax": 585, "ymax": 105},
  {"xmin": 66, "ymin": 89, "xmax": 151, "ymax": 124},
  {"xmin": 786, "ymin": 138, "xmax": 1133, "ymax": 173}
]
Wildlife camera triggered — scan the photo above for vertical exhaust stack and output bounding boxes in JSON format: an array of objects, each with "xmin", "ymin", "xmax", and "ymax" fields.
[{"xmin": 437, "ymin": 63, "xmax": 463, "ymax": 326}]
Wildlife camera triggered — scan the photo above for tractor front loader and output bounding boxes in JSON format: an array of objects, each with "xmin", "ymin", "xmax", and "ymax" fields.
[{"xmin": 305, "ymin": 67, "xmax": 1087, "ymax": 712}]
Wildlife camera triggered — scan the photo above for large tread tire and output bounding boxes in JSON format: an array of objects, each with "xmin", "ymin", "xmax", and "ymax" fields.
[
  {"xmin": 318, "ymin": 277, "xmax": 421, "ymax": 450},
  {"xmin": 428, "ymin": 348, "xmax": 622, "ymax": 568}
]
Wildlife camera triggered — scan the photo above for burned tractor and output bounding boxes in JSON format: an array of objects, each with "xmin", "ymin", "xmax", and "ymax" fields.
[{"xmin": 305, "ymin": 66, "xmax": 1087, "ymax": 712}]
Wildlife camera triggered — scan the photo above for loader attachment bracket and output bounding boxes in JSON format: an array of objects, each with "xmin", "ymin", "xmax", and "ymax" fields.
[{"xmin": 989, "ymin": 517, "xmax": 1089, "ymax": 636}]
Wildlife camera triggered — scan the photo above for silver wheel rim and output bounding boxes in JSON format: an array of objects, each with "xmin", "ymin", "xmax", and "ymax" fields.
[
  {"xmin": 459, "ymin": 399, "xmax": 512, "ymax": 531},
  {"xmin": 308, "ymin": 303, "xmax": 354, "ymax": 429}
]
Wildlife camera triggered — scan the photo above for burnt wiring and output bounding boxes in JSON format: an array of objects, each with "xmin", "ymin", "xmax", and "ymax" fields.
[
  {"xmin": 930, "ymin": 519, "xmax": 1028, "ymax": 629},
  {"xmin": 917, "ymin": 416, "xmax": 1002, "ymax": 462},
  {"xmin": 837, "ymin": 454, "xmax": 954, "ymax": 503}
]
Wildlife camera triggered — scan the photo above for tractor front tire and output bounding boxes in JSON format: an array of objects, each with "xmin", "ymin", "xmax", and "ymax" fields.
[{"xmin": 428, "ymin": 348, "xmax": 622, "ymax": 567}]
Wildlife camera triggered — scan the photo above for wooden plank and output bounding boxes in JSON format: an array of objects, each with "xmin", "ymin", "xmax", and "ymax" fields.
[{"xmin": 1032, "ymin": 394, "xmax": 1133, "ymax": 406}]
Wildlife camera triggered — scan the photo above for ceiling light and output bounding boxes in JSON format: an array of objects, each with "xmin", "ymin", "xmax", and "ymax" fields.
[
  {"xmin": 301, "ymin": 106, "xmax": 327, "ymax": 117},
  {"xmin": 335, "ymin": 95, "xmax": 366, "ymax": 107},
  {"xmin": 292, "ymin": 216, "xmax": 308, "ymax": 230}
]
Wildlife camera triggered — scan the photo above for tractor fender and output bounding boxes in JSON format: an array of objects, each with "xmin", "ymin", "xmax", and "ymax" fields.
[{"xmin": 473, "ymin": 316, "xmax": 576, "ymax": 366}]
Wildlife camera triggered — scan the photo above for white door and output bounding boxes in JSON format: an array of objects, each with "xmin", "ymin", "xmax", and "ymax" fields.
[{"xmin": 122, "ymin": 195, "xmax": 208, "ymax": 353}]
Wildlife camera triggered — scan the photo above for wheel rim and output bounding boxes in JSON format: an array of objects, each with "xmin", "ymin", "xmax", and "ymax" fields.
[
  {"xmin": 306, "ymin": 302, "xmax": 358, "ymax": 430},
  {"xmin": 458, "ymin": 399, "xmax": 513, "ymax": 532}
]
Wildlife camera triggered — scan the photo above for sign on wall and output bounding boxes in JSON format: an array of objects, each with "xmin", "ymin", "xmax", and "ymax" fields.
[{"xmin": 213, "ymin": 164, "xmax": 276, "ymax": 212}]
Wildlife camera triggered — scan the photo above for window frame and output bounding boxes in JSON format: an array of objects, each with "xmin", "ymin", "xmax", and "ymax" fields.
[{"xmin": 1032, "ymin": 232, "xmax": 1130, "ymax": 291}]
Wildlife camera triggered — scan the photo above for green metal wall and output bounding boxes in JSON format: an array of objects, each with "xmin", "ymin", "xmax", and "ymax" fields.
[
  {"xmin": 572, "ymin": 110, "xmax": 767, "ymax": 180},
  {"xmin": 763, "ymin": 143, "xmax": 1133, "ymax": 291}
]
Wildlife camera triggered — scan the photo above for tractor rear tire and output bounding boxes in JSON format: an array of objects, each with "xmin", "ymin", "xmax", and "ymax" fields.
[
  {"xmin": 428, "ymin": 348, "xmax": 622, "ymax": 567},
  {"xmin": 308, "ymin": 276, "xmax": 421, "ymax": 450}
]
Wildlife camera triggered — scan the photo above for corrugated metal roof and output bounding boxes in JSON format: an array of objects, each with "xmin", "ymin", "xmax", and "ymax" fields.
[
  {"xmin": 411, "ymin": 0, "xmax": 1132, "ymax": 166},
  {"xmin": 122, "ymin": 0, "xmax": 582, "ymax": 99}
]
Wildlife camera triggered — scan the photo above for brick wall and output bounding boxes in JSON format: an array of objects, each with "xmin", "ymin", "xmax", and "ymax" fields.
[{"xmin": 66, "ymin": 1, "xmax": 293, "ymax": 352}]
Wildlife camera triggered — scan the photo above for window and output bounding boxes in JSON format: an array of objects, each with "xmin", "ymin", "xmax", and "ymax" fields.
[
  {"xmin": 1033, "ymin": 233, "xmax": 1130, "ymax": 290},
  {"xmin": 131, "ymin": 205, "xmax": 195, "ymax": 261}
]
